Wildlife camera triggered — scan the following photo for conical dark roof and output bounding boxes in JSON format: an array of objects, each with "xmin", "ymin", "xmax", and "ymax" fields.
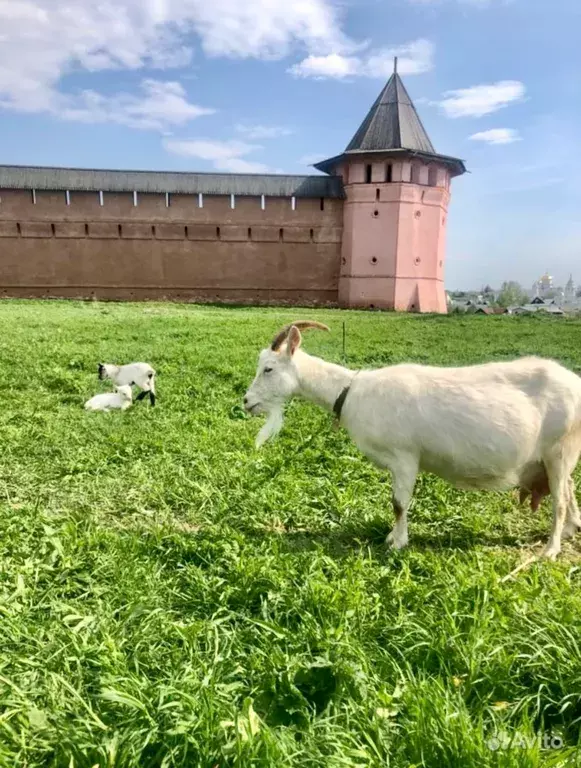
[
  {"xmin": 313, "ymin": 61, "xmax": 466, "ymax": 178},
  {"xmin": 345, "ymin": 71, "xmax": 435, "ymax": 154}
]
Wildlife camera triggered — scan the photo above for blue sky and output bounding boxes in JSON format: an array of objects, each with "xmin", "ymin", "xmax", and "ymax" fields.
[{"xmin": 0, "ymin": 0, "xmax": 579, "ymax": 290}]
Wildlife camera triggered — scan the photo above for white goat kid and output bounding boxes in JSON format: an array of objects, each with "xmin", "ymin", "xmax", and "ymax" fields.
[
  {"xmin": 85, "ymin": 385, "xmax": 133, "ymax": 412},
  {"xmin": 243, "ymin": 321, "xmax": 581, "ymax": 560},
  {"xmin": 98, "ymin": 362, "xmax": 156, "ymax": 406}
]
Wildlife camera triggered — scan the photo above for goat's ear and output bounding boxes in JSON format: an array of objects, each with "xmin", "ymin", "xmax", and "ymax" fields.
[{"xmin": 285, "ymin": 325, "xmax": 302, "ymax": 356}]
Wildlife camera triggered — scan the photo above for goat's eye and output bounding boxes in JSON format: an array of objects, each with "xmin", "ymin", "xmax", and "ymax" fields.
[{"xmin": 264, "ymin": 367, "xmax": 273, "ymax": 374}]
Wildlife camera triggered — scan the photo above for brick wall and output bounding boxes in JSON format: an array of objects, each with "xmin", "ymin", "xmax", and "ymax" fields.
[{"xmin": 0, "ymin": 190, "xmax": 343, "ymax": 304}]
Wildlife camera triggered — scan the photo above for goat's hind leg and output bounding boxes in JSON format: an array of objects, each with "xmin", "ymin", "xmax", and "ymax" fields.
[
  {"xmin": 563, "ymin": 477, "xmax": 581, "ymax": 539},
  {"xmin": 543, "ymin": 452, "xmax": 570, "ymax": 559},
  {"xmin": 385, "ymin": 455, "xmax": 418, "ymax": 550}
]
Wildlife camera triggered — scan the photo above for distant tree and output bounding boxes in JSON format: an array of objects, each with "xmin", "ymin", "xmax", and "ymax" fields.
[
  {"xmin": 496, "ymin": 281, "xmax": 528, "ymax": 308},
  {"xmin": 482, "ymin": 284, "xmax": 494, "ymax": 295}
]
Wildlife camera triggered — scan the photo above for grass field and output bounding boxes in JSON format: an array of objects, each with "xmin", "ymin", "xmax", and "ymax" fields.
[{"xmin": 1, "ymin": 301, "xmax": 581, "ymax": 767}]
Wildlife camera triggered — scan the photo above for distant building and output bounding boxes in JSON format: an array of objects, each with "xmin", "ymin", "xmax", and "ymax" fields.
[
  {"xmin": 512, "ymin": 304, "xmax": 564, "ymax": 316},
  {"xmin": 452, "ymin": 273, "xmax": 581, "ymax": 317},
  {"xmin": 448, "ymin": 293, "xmax": 492, "ymax": 312},
  {"xmin": 473, "ymin": 306, "xmax": 510, "ymax": 315},
  {"xmin": 532, "ymin": 271, "xmax": 554, "ymax": 298},
  {"xmin": 565, "ymin": 274, "xmax": 576, "ymax": 301}
]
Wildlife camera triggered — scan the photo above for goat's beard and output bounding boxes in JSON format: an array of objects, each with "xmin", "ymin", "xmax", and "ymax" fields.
[{"xmin": 255, "ymin": 406, "xmax": 284, "ymax": 449}]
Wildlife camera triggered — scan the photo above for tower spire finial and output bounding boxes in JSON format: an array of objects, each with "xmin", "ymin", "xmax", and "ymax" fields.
[{"xmin": 394, "ymin": 56, "xmax": 398, "ymax": 74}]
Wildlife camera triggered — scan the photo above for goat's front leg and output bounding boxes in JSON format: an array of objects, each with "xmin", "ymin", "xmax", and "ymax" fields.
[{"xmin": 385, "ymin": 456, "xmax": 418, "ymax": 550}]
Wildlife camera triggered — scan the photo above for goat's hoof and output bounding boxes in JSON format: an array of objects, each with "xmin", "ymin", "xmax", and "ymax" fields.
[
  {"xmin": 386, "ymin": 531, "xmax": 408, "ymax": 550},
  {"xmin": 562, "ymin": 522, "xmax": 581, "ymax": 540},
  {"xmin": 542, "ymin": 545, "xmax": 560, "ymax": 560}
]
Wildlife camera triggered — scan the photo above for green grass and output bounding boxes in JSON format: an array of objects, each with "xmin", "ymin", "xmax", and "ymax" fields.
[{"xmin": 1, "ymin": 300, "xmax": 581, "ymax": 767}]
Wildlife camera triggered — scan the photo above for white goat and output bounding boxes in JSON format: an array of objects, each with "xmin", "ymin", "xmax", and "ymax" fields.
[
  {"xmin": 243, "ymin": 321, "xmax": 581, "ymax": 559},
  {"xmin": 85, "ymin": 385, "xmax": 133, "ymax": 412},
  {"xmin": 98, "ymin": 362, "xmax": 156, "ymax": 406}
]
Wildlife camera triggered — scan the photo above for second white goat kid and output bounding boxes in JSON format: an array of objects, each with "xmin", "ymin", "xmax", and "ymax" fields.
[
  {"xmin": 85, "ymin": 385, "xmax": 133, "ymax": 412},
  {"xmin": 243, "ymin": 321, "xmax": 581, "ymax": 560},
  {"xmin": 98, "ymin": 362, "xmax": 156, "ymax": 406}
]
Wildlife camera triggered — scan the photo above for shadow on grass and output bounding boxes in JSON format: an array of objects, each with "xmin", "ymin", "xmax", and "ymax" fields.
[
  {"xmin": 242, "ymin": 523, "xmax": 548, "ymax": 558},
  {"xmin": 138, "ymin": 514, "xmax": 551, "ymax": 568}
]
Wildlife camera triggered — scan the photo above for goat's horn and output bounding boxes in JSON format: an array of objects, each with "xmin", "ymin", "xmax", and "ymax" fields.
[{"xmin": 270, "ymin": 320, "xmax": 330, "ymax": 351}]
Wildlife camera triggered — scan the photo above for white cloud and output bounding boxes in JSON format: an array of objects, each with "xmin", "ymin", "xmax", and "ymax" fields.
[
  {"xmin": 366, "ymin": 39, "xmax": 435, "ymax": 77},
  {"xmin": 289, "ymin": 38, "xmax": 434, "ymax": 79},
  {"xmin": 469, "ymin": 128, "xmax": 521, "ymax": 145},
  {"xmin": 290, "ymin": 54, "xmax": 359, "ymax": 79},
  {"xmin": 0, "ymin": 0, "xmax": 353, "ymax": 123},
  {"xmin": 163, "ymin": 138, "xmax": 275, "ymax": 173},
  {"xmin": 235, "ymin": 124, "xmax": 293, "ymax": 140},
  {"xmin": 164, "ymin": 139, "xmax": 259, "ymax": 161},
  {"xmin": 185, "ymin": 0, "xmax": 351, "ymax": 60},
  {"xmin": 215, "ymin": 158, "xmax": 274, "ymax": 173},
  {"xmin": 436, "ymin": 81, "xmax": 526, "ymax": 118},
  {"xmin": 57, "ymin": 80, "xmax": 214, "ymax": 131}
]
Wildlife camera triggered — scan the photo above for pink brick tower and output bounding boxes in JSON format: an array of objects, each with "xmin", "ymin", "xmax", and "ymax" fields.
[{"xmin": 315, "ymin": 59, "xmax": 466, "ymax": 312}]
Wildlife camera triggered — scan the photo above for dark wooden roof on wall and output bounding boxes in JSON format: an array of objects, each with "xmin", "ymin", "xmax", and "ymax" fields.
[{"xmin": 0, "ymin": 165, "xmax": 345, "ymax": 199}]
